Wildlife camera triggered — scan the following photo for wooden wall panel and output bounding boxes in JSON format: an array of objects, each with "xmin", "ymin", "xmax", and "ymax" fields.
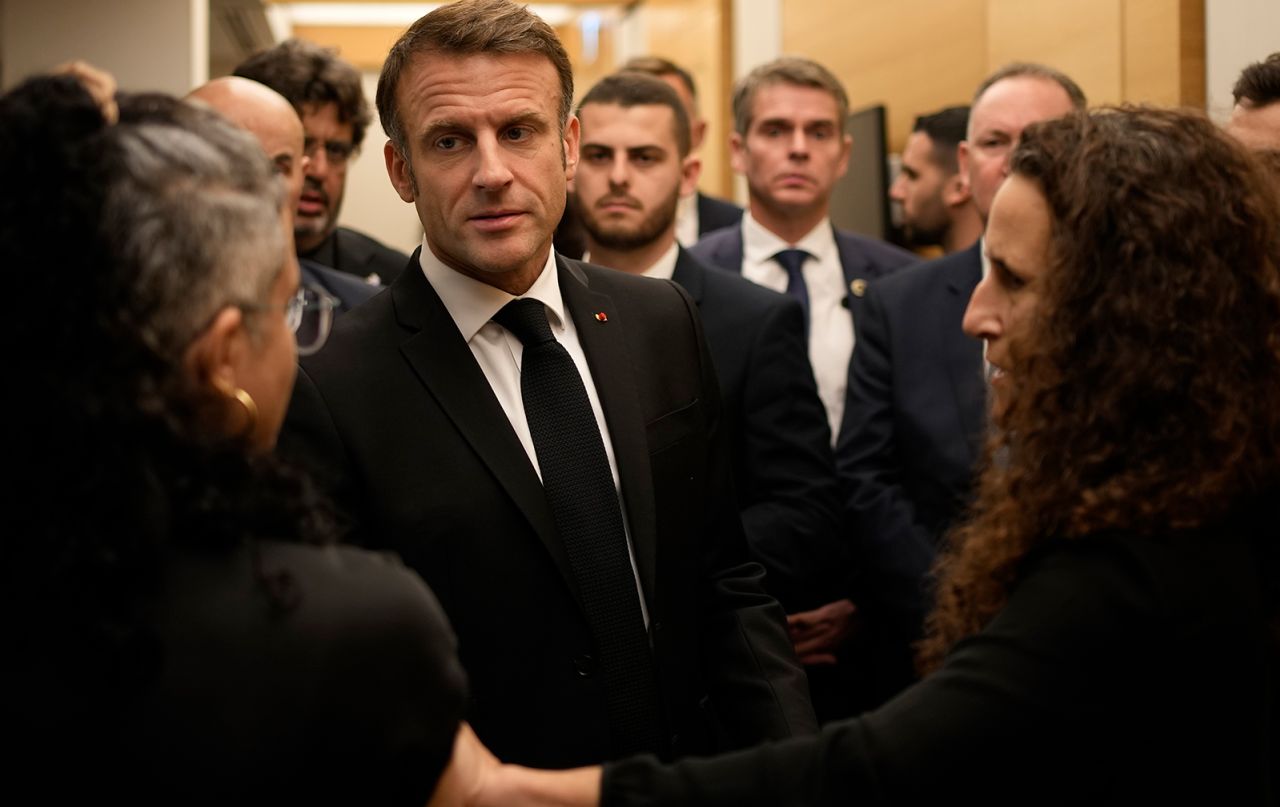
[
  {"xmin": 782, "ymin": 0, "xmax": 987, "ymax": 153},
  {"xmin": 291, "ymin": 25, "xmax": 405, "ymax": 72},
  {"xmin": 987, "ymin": 0, "xmax": 1123, "ymax": 104}
]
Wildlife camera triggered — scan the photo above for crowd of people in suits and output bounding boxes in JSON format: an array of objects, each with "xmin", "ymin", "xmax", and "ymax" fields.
[{"xmin": 3, "ymin": 0, "xmax": 1277, "ymax": 803}]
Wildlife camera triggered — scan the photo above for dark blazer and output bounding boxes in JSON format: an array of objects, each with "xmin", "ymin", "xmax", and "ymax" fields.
[
  {"xmin": 602, "ymin": 520, "xmax": 1278, "ymax": 805},
  {"xmin": 301, "ymin": 225, "xmax": 410, "ymax": 286},
  {"xmin": 670, "ymin": 248, "xmax": 844, "ymax": 612},
  {"xmin": 834, "ymin": 243, "xmax": 985, "ymax": 702},
  {"xmin": 281, "ymin": 251, "xmax": 816, "ymax": 768},
  {"xmin": 687, "ymin": 222, "xmax": 917, "ymax": 331},
  {"xmin": 18, "ymin": 542, "xmax": 467, "ymax": 806},
  {"xmin": 695, "ymin": 192, "xmax": 743, "ymax": 237},
  {"xmin": 300, "ymin": 258, "xmax": 380, "ymax": 314}
]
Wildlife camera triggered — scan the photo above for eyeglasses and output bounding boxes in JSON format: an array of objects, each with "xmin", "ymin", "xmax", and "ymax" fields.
[
  {"xmin": 285, "ymin": 285, "xmax": 341, "ymax": 356},
  {"xmin": 303, "ymin": 137, "xmax": 356, "ymax": 167}
]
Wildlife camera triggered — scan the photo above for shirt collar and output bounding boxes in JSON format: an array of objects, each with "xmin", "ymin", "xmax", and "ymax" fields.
[
  {"xmin": 741, "ymin": 210, "xmax": 837, "ymax": 266},
  {"xmin": 418, "ymin": 239, "xmax": 564, "ymax": 342},
  {"xmin": 641, "ymin": 240, "xmax": 681, "ymax": 281}
]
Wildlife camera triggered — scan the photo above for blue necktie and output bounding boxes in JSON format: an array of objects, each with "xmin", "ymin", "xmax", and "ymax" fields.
[
  {"xmin": 493, "ymin": 298, "xmax": 664, "ymax": 756},
  {"xmin": 773, "ymin": 248, "xmax": 812, "ymax": 333}
]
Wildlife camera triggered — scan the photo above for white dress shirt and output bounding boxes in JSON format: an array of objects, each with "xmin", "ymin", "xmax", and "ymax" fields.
[
  {"xmin": 419, "ymin": 241, "xmax": 649, "ymax": 623},
  {"xmin": 674, "ymin": 192, "xmax": 699, "ymax": 248},
  {"xmin": 740, "ymin": 212, "xmax": 853, "ymax": 440}
]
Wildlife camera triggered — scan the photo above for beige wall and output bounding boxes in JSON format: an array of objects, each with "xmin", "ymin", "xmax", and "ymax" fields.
[{"xmin": 779, "ymin": 0, "xmax": 1205, "ymax": 153}]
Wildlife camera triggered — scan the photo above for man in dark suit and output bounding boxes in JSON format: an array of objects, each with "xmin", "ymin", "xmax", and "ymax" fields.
[
  {"xmin": 688, "ymin": 57, "xmax": 916, "ymax": 441},
  {"xmin": 281, "ymin": 0, "xmax": 814, "ymax": 769},
  {"xmin": 570, "ymin": 72, "xmax": 856, "ymax": 718},
  {"xmin": 621, "ymin": 56, "xmax": 743, "ymax": 242},
  {"xmin": 234, "ymin": 39, "xmax": 408, "ymax": 285},
  {"xmin": 837, "ymin": 63, "xmax": 1086, "ymax": 705}
]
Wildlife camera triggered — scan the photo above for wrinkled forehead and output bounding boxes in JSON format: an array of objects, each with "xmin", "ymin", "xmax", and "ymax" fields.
[{"xmin": 969, "ymin": 76, "xmax": 1074, "ymax": 139}]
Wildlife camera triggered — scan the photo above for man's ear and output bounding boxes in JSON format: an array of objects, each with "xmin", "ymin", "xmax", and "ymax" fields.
[
  {"xmin": 834, "ymin": 132, "xmax": 853, "ymax": 180},
  {"xmin": 942, "ymin": 169, "xmax": 971, "ymax": 207},
  {"xmin": 729, "ymin": 131, "xmax": 746, "ymax": 175},
  {"xmin": 563, "ymin": 114, "xmax": 581, "ymax": 181},
  {"xmin": 691, "ymin": 118, "xmax": 708, "ymax": 152},
  {"xmin": 680, "ymin": 154, "xmax": 702, "ymax": 197},
  {"xmin": 956, "ymin": 140, "xmax": 972, "ymax": 192},
  {"xmin": 386, "ymin": 141, "xmax": 416, "ymax": 203},
  {"xmin": 183, "ymin": 305, "xmax": 247, "ymax": 399}
]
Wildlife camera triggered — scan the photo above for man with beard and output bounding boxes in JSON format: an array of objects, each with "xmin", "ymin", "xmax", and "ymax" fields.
[
  {"xmin": 235, "ymin": 39, "xmax": 408, "ymax": 285},
  {"xmin": 573, "ymin": 72, "xmax": 857, "ymax": 720},
  {"xmin": 889, "ymin": 106, "xmax": 981, "ymax": 255}
]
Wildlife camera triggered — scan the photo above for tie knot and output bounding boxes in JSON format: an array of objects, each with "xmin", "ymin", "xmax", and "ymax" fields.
[
  {"xmin": 772, "ymin": 248, "xmax": 810, "ymax": 278},
  {"xmin": 494, "ymin": 298, "xmax": 556, "ymax": 346}
]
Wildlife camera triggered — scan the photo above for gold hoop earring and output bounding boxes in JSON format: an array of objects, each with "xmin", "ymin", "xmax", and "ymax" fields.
[{"xmin": 230, "ymin": 387, "xmax": 258, "ymax": 440}]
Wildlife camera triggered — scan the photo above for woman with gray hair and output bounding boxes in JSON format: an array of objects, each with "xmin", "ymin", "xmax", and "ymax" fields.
[{"xmin": 1, "ymin": 71, "xmax": 465, "ymax": 804}]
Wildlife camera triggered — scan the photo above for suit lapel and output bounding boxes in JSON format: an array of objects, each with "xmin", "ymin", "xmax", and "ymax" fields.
[
  {"xmin": 390, "ymin": 257, "xmax": 577, "ymax": 596},
  {"xmin": 942, "ymin": 243, "xmax": 987, "ymax": 460},
  {"xmin": 558, "ymin": 257, "xmax": 658, "ymax": 600},
  {"xmin": 671, "ymin": 247, "xmax": 705, "ymax": 304}
]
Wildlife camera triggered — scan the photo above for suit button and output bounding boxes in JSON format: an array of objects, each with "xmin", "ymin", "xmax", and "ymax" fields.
[{"xmin": 573, "ymin": 654, "xmax": 598, "ymax": 676}]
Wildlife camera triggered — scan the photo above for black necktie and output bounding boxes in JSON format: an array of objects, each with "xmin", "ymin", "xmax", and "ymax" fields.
[
  {"xmin": 493, "ymin": 298, "xmax": 664, "ymax": 755},
  {"xmin": 773, "ymin": 248, "xmax": 812, "ymax": 333}
]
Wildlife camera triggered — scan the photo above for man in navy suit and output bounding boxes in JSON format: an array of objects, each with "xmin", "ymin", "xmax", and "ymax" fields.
[
  {"xmin": 570, "ymin": 71, "xmax": 857, "ymax": 718},
  {"xmin": 837, "ymin": 63, "xmax": 1086, "ymax": 705},
  {"xmin": 689, "ymin": 57, "xmax": 916, "ymax": 441}
]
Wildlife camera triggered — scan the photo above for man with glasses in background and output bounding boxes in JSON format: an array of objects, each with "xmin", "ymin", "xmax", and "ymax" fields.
[{"xmin": 235, "ymin": 39, "xmax": 409, "ymax": 286}]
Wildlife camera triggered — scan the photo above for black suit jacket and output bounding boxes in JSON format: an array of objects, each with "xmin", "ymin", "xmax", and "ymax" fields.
[
  {"xmin": 300, "ymin": 258, "xmax": 380, "ymax": 314},
  {"xmin": 695, "ymin": 192, "xmax": 743, "ymax": 237},
  {"xmin": 687, "ymin": 222, "xmax": 917, "ymax": 334},
  {"xmin": 301, "ymin": 225, "xmax": 410, "ymax": 286},
  {"xmin": 836, "ymin": 244, "xmax": 985, "ymax": 684},
  {"xmin": 669, "ymin": 248, "xmax": 844, "ymax": 612},
  {"xmin": 281, "ymin": 251, "xmax": 815, "ymax": 768}
]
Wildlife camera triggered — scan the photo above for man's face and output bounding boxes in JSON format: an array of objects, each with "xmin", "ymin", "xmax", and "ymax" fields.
[
  {"xmin": 296, "ymin": 101, "xmax": 355, "ymax": 252},
  {"xmin": 384, "ymin": 51, "xmax": 578, "ymax": 294},
  {"xmin": 959, "ymin": 76, "xmax": 1076, "ymax": 221},
  {"xmin": 889, "ymin": 130, "xmax": 953, "ymax": 247},
  {"xmin": 1225, "ymin": 100, "xmax": 1280, "ymax": 154},
  {"xmin": 572, "ymin": 102, "xmax": 698, "ymax": 252},
  {"xmin": 731, "ymin": 82, "xmax": 851, "ymax": 220}
]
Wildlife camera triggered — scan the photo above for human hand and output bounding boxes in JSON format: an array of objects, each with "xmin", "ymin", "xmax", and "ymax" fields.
[
  {"xmin": 53, "ymin": 61, "xmax": 118, "ymax": 124},
  {"xmin": 786, "ymin": 598, "xmax": 859, "ymax": 665},
  {"xmin": 428, "ymin": 723, "xmax": 500, "ymax": 807}
]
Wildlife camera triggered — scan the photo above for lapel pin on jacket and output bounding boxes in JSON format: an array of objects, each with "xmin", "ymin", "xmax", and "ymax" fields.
[
  {"xmin": 594, "ymin": 312, "xmax": 609, "ymax": 323},
  {"xmin": 850, "ymin": 278, "xmax": 868, "ymax": 297}
]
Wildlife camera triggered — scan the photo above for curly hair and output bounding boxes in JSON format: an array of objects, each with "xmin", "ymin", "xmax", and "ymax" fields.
[
  {"xmin": 920, "ymin": 107, "xmax": 1280, "ymax": 670},
  {"xmin": 1, "ymin": 77, "xmax": 338, "ymax": 721},
  {"xmin": 234, "ymin": 38, "xmax": 372, "ymax": 149}
]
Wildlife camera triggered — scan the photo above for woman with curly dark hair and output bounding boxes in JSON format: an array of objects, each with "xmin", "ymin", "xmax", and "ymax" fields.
[
  {"xmin": 1, "ymin": 71, "xmax": 466, "ymax": 804},
  {"xmin": 437, "ymin": 106, "xmax": 1279, "ymax": 805}
]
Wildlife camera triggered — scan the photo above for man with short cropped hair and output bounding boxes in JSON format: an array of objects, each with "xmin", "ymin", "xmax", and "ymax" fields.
[
  {"xmin": 890, "ymin": 106, "xmax": 981, "ymax": 255},
  {"xmin": 282, "ymin": 0, "xmax": 815, "ymax": 769},
  {"xmin": 621, "ymin": 55, "xmax": 743, "ymax": 242},
  {"xmin": 235, "ymin": 39, "xmax": 408, "ymax": 285},
  {"xmin": 690, "ymin": 57, "xmax": 917, "ymax": 441}
]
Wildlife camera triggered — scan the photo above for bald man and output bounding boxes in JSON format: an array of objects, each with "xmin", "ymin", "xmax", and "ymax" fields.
[{"xmin": 187, "ymin": 77, "xmax": 378, "ymax": 313}]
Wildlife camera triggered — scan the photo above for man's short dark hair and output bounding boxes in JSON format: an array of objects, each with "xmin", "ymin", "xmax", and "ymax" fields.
[
  {"xmin": 972, "ymin": 62, "xmax": 1087, "ymax": 111},
  {"xmin": 621, "ymin": 56, "xmax": 698, "ymax": 104},
  {"xmin": 1233, "ymin": 52, "xmax": 1280, "ymax": 106},
  {"xmin": 912, "ymin": 106, "xmax": 969, "ymax": 173},
  {"xmin": 578, "ymin": 72, "xmax": 692, "ymax": 157},
  {"xmin": 233, "ymin": 39, "xmax": 372, "ymax": 148},
  {"xmin": 376, "ymin": 0, "xmax": 574, "ymax": 158},
  {"xmin": 731, "ymin": 56, "xmax": 849, "ymax": 136}
]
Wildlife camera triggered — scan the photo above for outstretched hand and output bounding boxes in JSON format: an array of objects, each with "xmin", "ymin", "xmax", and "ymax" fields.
[{"xmin": 786, "ymin": 598, "xmax": 859, "ymax": 665}]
